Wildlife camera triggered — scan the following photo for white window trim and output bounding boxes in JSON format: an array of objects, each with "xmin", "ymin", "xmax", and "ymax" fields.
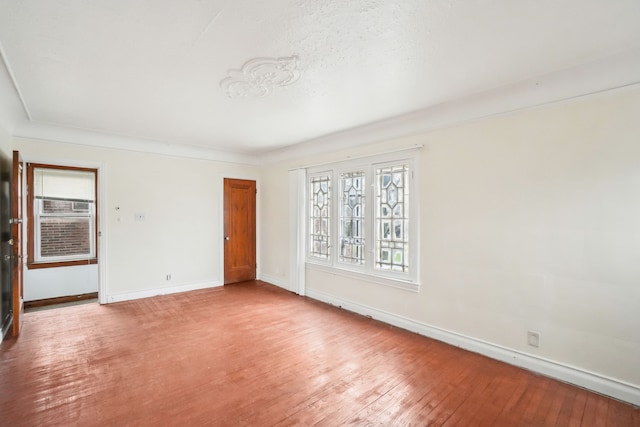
[
  {"xmin": 306, "ymin": 150, "xmax": 420, "ymax": 292},
  {"xmin": 306, "ymin": 262, "xmax": 420, "ymax": 292}
]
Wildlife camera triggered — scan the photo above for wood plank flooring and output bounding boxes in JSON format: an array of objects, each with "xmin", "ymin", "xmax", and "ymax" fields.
[{"xmin": 1, "ymin": 280, "xmax": 638, "ymax": 426}]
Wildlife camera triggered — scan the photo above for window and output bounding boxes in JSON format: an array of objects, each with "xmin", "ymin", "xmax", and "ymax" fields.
[
  {"xmin": 308, "ymin": 172, "xmax": 331, "ymax": 260},
  {"xmin": 306, "ymin": 152, "xmax": 418, "ymax": 289},
  {"xmin": 375, "ymin": 163, "xmax": 409, "ymax": 272},
  {"xmin": 27, "ymin": 164, "xmax": 98, "ymax": 269},
  {"xmin": 339, "ymin": 171, "xmax": 365, "ymax": 265}
]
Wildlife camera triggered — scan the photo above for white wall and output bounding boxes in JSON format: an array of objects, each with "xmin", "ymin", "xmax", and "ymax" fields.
[
  {"xmin": 24, "ymin": 265, "xmax": 98, "ymax": 301},
  {"xmin": 259, "ymin": 85, "xmax": 640, "ymax": 404},
  {"xmin": 0, "ymin": 115, "xmax": 14, "ymax": 154},
  {"xmin": 14, "ymin": 138, "xmax": 259, "ymax": 302},
  {"xmin": 259, "ymin": 168, "xmax": 293, "ymax": 288}
]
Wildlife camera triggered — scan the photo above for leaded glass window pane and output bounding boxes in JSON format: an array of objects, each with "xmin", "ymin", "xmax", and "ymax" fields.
[
  {"xmin": 375, "ymin": 164, "xmax": 409, "ymax": 272},
  {"xmin": 339, "ymin": 171, "xmax": 365, "ymax": 265},
  {"xmin": 309, "ymin": 174, "xmax": 331, "ymax": 259}
]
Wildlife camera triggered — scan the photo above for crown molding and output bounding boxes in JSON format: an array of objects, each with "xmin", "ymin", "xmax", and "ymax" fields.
[
  {"xmin": 261, "ymin": 48, "xmax": 640, "ymax": 165},
  {"xmin": 12, "ymin": 120, "xmax": 261, "ymax": 166},
  {"xmin": 3, "ymin": 51, "xmax": 260, "ymax": 164},
  {"xmin": 0, "ymin": 42, "xmax": 28, "ymax": 135},
  {"xmin": 4, "ymin": 43, "xmax": 640, "ymax": 167},
  {"xmin": 2, "ymin": 38, "xmax": 259, "ymax": 164}
]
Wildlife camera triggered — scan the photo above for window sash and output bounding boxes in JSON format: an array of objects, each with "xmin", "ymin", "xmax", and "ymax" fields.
[
  {"xmin": 338, "ymin": 170, "xmax": 366, "ymax": 266},
  {"xmin": 34, "ymin": 198, "xmax": 96, "ymax": 262},
  {"xmin": 308, "ymin": 172, "xmax": 332, "ymax": 261}
]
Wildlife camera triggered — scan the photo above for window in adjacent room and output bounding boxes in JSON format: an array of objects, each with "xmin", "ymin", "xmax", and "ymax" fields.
[{"xmin": 27, "ymin": 164, "xmax": 98, "ymax": 269}]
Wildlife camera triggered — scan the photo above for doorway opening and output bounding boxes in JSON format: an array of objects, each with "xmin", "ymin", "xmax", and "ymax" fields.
[{"xmin": 23, "ymin": 162, "xmax": 100, "ymax": 312}]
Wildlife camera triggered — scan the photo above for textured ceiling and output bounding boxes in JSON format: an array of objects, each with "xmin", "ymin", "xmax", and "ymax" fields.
[{"xmin": 1, "ymin": 0, "xmax": 640, "ymax": 156}]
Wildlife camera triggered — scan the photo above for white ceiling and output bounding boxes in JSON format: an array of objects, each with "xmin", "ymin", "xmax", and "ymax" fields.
[{"xmin": 1, "ymin": 0, "xmax": 640, "ymax": 159}]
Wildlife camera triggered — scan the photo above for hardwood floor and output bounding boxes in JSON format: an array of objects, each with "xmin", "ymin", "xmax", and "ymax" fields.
[{"xmin": 1, "ymin": 281, "xmax": 638, "ymax": 426}]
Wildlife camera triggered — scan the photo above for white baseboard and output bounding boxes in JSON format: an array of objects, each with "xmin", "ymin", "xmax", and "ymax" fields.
[
  {"xmin": 259, "ymin": 273, "xmax": 292, "ymax": 292},
  {"xmin": 306, "ymin": 288, "xmax": 640, "ymax": 407},
  {"xmin": 105, "ymin": 281, "xmax": 223, "ymax": 304}
]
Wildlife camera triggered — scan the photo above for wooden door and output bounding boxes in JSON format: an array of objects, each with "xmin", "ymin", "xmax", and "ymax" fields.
[
  {"xmin": 12, "ymin": 151, "xmax": 24, "ymax": 336},
  {"xmin": 224, "ymin": 178, "xmax": 256, "ymax": 284}
]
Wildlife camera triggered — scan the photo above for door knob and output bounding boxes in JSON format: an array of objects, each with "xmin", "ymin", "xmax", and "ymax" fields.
[{"xmin": 225, "ymin": 236, "xmax": 230, "ymax": 241}]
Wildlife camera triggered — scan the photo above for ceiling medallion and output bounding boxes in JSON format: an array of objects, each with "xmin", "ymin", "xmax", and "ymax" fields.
[{"xmin": 220, "ymin": 56, "xmax": 301, "ymax": 99}]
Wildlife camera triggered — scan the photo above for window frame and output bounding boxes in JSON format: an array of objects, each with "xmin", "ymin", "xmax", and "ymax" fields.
[
  {"xmin": 27, "ymin": 163, "xmax": 99, "ymax": 269},
  {"xmin": 372, "ymin": 160, "xmax": 412, "ymax": 274},
  {"xmin": 306, "ymin": 151, "xmax": 419, "ymax": 291}
]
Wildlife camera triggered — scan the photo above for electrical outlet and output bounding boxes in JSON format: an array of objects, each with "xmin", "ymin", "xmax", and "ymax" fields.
[
  {"xmin": 527, "ymin": 331, "xmax": 540, "ymax": 348},
  {"xmin": 166, "ymin": 274, "xmax": 171, "ymax": 281}
]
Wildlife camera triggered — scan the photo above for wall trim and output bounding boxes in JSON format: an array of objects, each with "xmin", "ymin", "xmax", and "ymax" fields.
[
  {"xmin": 4, "ymin": 47, "xmax": 639, "ymax": 167},
  {"xmin": 12, "ymin": 123, "xmax": 260, "ymax": 166},
  {"xmin": 105, "ymin": 280, "xmax": 222, "ymax": 304},
  {"xmin": 306, "ymin": 288, "xmax": 640, "ymax": 407},
  {"xmin": 263, "ymin": 49, "xmax": 640, "ymax": 165},
  {"xmin": 0, "ymin": 40, "xmax": 31, "ymax": 124}
]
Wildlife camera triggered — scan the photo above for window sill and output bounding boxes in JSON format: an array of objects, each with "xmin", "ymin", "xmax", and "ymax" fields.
[
  {"xmin": 27, "ymin": 258, "xmax": 97, "ymax": 270},
  {"xmin": 306, "ymin": 262, "xmax": 420, "ymax": 292}
]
